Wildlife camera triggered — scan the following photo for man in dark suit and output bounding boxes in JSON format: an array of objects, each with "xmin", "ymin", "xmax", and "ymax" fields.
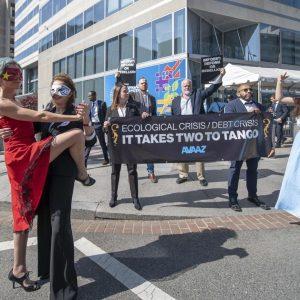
[
  {"xmin": 270, "ymin": 95, "xmax": 289, "ymax": 148},
  {"xmin": 171, "ymin": 68, "xmax": 225, "ymax": 186},
  {"xmin": 224, "ymin": 83, "xmax": 270, "ymax": 212},
  {"xmin": 85, "ymin": 90, "xmax": 109, "ymax": 166}
]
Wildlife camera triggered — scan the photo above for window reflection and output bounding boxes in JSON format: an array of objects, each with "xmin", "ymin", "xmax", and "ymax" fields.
[
  {"xmin": 84, "ymin": 47, "xmax": 94, "ymax": 76},
  {"xmin": 135, "ymin": 23, "xmax": 152, "ymax": 63},
  {"xmin": 120, "ymin": 31, "xmax": 133, "ymax": 59},
  {"xmin": 106, "ymin": 37, "xmax": 119, "ymax": 70},
  {"xmin": 95, "ymin": 43, "xmax": 104, "ymax": 73},
  {"xmin": 174, "ymin": 9, "xmax": 185, "ymax": 54},
  {"xmin": 260, "ymin": 24, "xmax": 280, "ymax": 63}
]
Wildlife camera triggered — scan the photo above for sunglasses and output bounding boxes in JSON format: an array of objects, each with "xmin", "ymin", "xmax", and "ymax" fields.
[
  {"xmin": 1, "ymin": 67, "xmax": 23, "ymax": 81},
  {"xmin": 50, "ymin": 84, "xmax": 71, "ymax": 97}
]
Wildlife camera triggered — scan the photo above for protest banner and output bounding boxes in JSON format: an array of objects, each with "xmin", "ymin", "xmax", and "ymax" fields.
[
  {"xmin": 119, "ymin": 58, "xmax": 136, "ymax": 86},
  {"xmin": 108, "ymin": 113, "xmax": 272, "ymax": 164},
  {"xmin": 201, "ymin": 55, "xmax": 223, "ymax": 83}
]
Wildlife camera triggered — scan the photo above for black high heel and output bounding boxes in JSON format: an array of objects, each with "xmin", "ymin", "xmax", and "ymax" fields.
[
  {"xmin": 8, "ymin": 269, "xmax": 41, "ymax": 292},
  {"xmin": 132, "ymin": 198, "xmax": 142, "ymax": 210}
]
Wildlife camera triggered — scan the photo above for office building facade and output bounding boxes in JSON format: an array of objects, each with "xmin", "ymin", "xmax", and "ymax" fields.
[
  {"xmin": 15, "ymin": 0, "xmax": 300, "ymax": 111},
  {"xmin": 0, "ymin": 0, "xmax": 15, "ymax": 58}
]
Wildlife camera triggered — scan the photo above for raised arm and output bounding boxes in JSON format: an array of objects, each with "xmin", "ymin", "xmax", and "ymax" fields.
[
  {"xmin": 275, "ymin": 73, "xmax": 295, "ymax": 105},
  {"xmin": 0, "ymin": 98, "xmax": 83, "ymax": 122}
]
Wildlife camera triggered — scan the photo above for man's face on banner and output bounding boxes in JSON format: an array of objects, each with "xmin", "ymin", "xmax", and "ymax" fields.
[{"xmin": 237, "ymin": 84, "xmax": 253, "ymax": 101}]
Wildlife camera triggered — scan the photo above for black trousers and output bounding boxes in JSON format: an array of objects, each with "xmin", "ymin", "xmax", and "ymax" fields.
[
  {"xmin": 37, "ymin": 176, "xmax": 78, "ymax": 300},
  {"xmin": 111, "ymin": 164, "xmax": 138, "ymax": 199},
  {"xmin": 228, "ymin": 157, "xmax": 259, "ymax": 199},
  {"xmin": 85, "ymin": 126, "xmax": 109, "ymax": 165},
  {"xmin": 275, "ymin": 122, "xmax": 284, "ymax": 146}
]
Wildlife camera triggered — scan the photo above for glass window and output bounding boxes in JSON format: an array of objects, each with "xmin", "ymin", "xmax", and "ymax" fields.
[
  {"xmin": 67, "ymin": 17, "xmax": 75, "ymax": 38},
  {"xmin": 40, "ymin": 1, "xmax": 52, "ymax": 25},
  {"xmin": 84, "ymin": 47, "xmax": 94, "ymax": 76},
  {"xmin": 53, "ymin": 0, "xmax": 66, "ymax": 15},
  {"xmin": 174, "ymin": 9, "xmax": 185, "ymax": 54},
  {"xmin": 83, "ymin": 79, "xmax": 95, "ymax": 100},
  {"xmin": 84, "ymin": 6, "xmax": 94, "ymax": 29},
  {"xmin": 188, "ymin": 10, "xmax": 200, "ymax": 54},
  {"xmin": 295, "ymin": 32, "xmax": 300, "ymax": 66},
  {"xmin": 53, "ymin": 61, "xmax": 60, "ymax": 76},
  {"xmin": 95, "ymin": 43, "xmax": 104, "ymax": 73},
  {"xmin": 53, "ymin": 28, "xmax": 60, "ymax": 46},
  {"xmin": 74, "ymin": 14, "xmax": 83, "ymax": 34},
  {"xmin": 67, "ymin": 55, "xmax": 75, "ymax": 78},
  {"xmin": 106, "ymin": 0, "xmax": 118, "ymax": 15},
  {"xmin": 282, "ymin": 30, "xmax": 296, "ymax": 65},
  {"xmin": 75, "ymin": 81, "xmax": 83, "ymax": 103},
  {"xmin": 224, "ymin": 25, "xmax": 259, "ymax": 61},
  {"xmin": 53, "ymin": 25, "xmax": 66, "ymax": 46},
  {"xmin": 94, "ymin": 1, "xmax": 104, "ymax": 22},
  {"xmin": 106, "ymin": 37, "xmax": 119, "ymax": 70},
  {"xmin": 120, "ymin": 31, "xmax": 133, "ymax": 59},
  {"xmin": 152, "ymin": 15, "xmax": 172, "ymax": 59},
  {"xmin": 260, "ymin": 24, "xmax": 280, "ymax": 63},
  {"xmin": 135, "ymin": 23, "xmax": 151, "ymax": 63},
  {"xmin": 121, "ymin": 0, "xmax": 132, "ymax": 8},
  {"xmin": 95, "ymin": 77, "xmax": 104, "ymax": 100},
  {"xmin": 75, "ymin": 51, "xmax": 83, "ymax": 78},
  {"xmin": 60, "ymin": 58, "xmax": 66, "ymax": 74}
]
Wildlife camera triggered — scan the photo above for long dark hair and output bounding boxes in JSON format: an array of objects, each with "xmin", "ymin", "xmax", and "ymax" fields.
[
  {"xmin": 111, "ymin": 83, "xmax": 127, "ymax": 110},
  {"xmin": 51, "ymin": 73, "xmax": 77, "ymax": 109}
]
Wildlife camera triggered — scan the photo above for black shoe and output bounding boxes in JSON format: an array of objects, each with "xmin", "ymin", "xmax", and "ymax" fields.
[
  {"xmin": 247, "ymin": 196, "xmax": 270, "ymax": 210},
  {"xmin": 199, "ymin": 179, "xmax": 208, "ymax": 186},
  {"xmin": 8, "ymin": 269, "xmax": 40, "ymax": 292},
  {"xmin": 76, "ymin": 174, "xmax": 96, "ymax": 186},
  {"xmin": 102, "ymin": 160, "xmax": 109, "ymax": 166},
  {"xmin": 133, "ymin": 198, "xmax": 142, "ymax": 210},
  {"xmin": 229, "ymin": 197, "xmax": 242, "ymax": 212},
  {"xmin": 176, "ymin": 177, "xmax": 187, "ymax": 184},
  {"xmin": 109, "ymin": 198, "xmax": 117, "ymax": 208}
]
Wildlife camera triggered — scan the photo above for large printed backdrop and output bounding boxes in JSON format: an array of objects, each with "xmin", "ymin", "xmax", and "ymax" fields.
[{"xmin": 108, "ymin": 113, "xmax": 272, "ymax": 164}]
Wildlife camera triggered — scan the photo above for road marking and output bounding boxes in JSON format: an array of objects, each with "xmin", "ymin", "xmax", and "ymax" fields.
[
  {"xmin": 75, "ymin": 237, "xmax": 175, "ymax": 300},
  {"xmin": 0, "ymin": 237, "xmax": 37, "ymax": 252}
]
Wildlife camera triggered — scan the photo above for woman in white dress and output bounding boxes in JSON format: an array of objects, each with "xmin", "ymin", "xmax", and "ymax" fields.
[{"xmin": 275, "ymin": 73, "xmax": 300, "ymax": 217}]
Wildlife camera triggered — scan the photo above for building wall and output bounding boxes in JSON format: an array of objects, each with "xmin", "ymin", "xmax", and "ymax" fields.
[{"xmin": 0, "ymin": 0, "xmax": 15, "ymax": 58}]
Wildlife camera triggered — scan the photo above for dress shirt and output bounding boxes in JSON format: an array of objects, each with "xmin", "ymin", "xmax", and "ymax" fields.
[
  {"xmin": 180, "ymin": 97, "xmax": 193, "ymax": 115},
  {"xmin": 240, "ymin": 98, "xmax": 257, "ymax": 112},
  {"xmin": 90, "ymin": 101, "xmax": 100, "ymax": 123}
]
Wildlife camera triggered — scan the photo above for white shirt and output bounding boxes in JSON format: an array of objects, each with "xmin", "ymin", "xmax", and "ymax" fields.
[
  {"xmin": 90, "ymin": 101, "xmax": 100, "ymax": 123},
  {"xmin": 117, "ymin": 107, "xmax": 126, "ymax": 117},
  {"xmin": 180, "ymin": 97, "xmax": 193, "ymax": 115},
  {"xmin": 240, "ymin": 98, "xmax": 258, "ymax": 112}
]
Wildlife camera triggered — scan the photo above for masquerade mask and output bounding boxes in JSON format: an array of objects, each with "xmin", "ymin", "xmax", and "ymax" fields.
[
  {"xmin": 50, "ymin": 84, "xmax": 71, "ymax": 97},
  {"xmin": 1, "ymin": 67, "xmax": 23, "ymax": 81}
]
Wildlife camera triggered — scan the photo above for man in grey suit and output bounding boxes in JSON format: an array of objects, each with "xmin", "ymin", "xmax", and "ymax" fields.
[
  {"xmin": 171, "ymin": 68, "xmax": 225, "ymax": 186},
  {"xmin": 224, "ymin": 83, "xmax": 270, "ymax": 212}
]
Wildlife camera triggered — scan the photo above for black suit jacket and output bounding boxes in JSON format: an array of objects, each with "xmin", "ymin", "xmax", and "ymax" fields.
[
  {"xmin": 89, "ymin": 100, "xmax": 107, "ymax": 125},
  {"xmin": 225, "ymin": 98, "xmax": 265, "ymax": 113},
  {"xmin": 171, "ymin": 82, "xmax": 222, "ymax": 115},
  {"xmin": 130, "ymin": 91, "xmax": 157, "ymax": 116},
  {"xmin": 271, "ymin": 102, "xmax": 289, "ymax": 121}
]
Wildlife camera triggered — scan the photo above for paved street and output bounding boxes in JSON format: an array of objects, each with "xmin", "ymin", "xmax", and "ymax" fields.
[{"xmin": 1, "ymin": 143, "xmax": 300, "ymax": 299}]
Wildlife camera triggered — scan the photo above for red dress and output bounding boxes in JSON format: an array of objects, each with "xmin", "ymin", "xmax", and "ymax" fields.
[{"xmin": 0, "ymin": 116, "xmax": 53, "ymax": 231}]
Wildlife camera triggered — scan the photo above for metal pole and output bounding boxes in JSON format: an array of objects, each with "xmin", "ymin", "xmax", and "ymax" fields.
[{"xmin": 257, "ymin": 79, "xmax": 262, "ymax": 104}]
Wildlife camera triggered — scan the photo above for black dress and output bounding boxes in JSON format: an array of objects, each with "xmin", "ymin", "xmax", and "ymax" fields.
[{"xmin": 35, "ymin": 105, "xmax": 81, "ymax": 300}]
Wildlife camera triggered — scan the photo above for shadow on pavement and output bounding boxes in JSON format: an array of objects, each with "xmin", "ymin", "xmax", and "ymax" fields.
[{"xmin": 76, "ymin": 228, "xmax": 248, "ymax": 299}]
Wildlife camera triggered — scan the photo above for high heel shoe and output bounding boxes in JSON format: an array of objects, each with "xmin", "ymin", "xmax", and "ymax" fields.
[
  {"xmin": 109, "ymin": 197, "xmax": 117, "ymax": 208},
  {"xmin": 132, "ymin": 198, "xmax": 142, "ymax": 210},
  {"xmin": 8, "ymin": 269, "xmax": 40, "ymax": 292}
]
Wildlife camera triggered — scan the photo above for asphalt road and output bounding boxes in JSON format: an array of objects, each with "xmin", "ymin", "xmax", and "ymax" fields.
[{"xmin": 1, "ymin": 217, "xmax": 299, "ymax": 300}]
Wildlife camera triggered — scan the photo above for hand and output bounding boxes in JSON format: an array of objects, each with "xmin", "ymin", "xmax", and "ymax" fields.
[
  {"xmin": 75, "ymin": 104, "xmax": 86, "ymax": 120},
  {"xmin": 78, "ymin": 103, "xmax": 89, "ymax": 120},
  {"xmin": 275, "ymin": 118, "xmax": 282, "ymax": 123},
  {"xmin": 141, "ymin": 112, "xmax": 150, "ymax": 119},
  {"xmin": 220, "ymin": 68, "xmax": 226, "ymax": 77},
  {"xmin": 253, "ymin": 108, "xmax": 261, "ymax": 114},
  {"xmin": 0, "ymin": 127, "xmax": 13, "ymax": 139},
  {"xmin": 278, "ymin": 72, "xmax": 288, "ymax": 82},
  {"xmin": 103, "ymin": 120, "xmax": 111, "ymax": 128},
  {"xmin": 115, "ymin": 71, "xmax": 121, "ymax": 78}
]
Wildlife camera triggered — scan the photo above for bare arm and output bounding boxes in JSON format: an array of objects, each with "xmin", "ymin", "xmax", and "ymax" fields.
[
  {"xmin": 0, "ymin": 98, "xmax": 83, "ymax": 122},
  {"xmin": 275, "ymin": 73, "xmax": 296, "ymax": 105}
]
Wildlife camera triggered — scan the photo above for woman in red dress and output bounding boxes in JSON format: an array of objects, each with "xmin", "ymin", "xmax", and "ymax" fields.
[{"xmin": 0, "ymin": 57, "xmax": 94, "ymax": 292}]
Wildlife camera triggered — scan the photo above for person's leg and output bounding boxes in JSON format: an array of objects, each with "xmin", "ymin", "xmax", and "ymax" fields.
[
  {"xmin": 84, "ymin": 146, "xmax": 92, "ymax": 167},
  {"xmin": 110, "ymin": 164, "xmax": 121, "ymax": 205},
  {"xmin": 127, "ymin": 164, "xmax": 141, "ymax": 210},
  {"xmin": 37, "ymin": 179, "xmax": 51, "ymax": 279},
  {"xmin": 96, "ymin": 127, "xmax": 109, "ymax": 162},
  {"xmin": 196, "ymin": 162, "xmax": 208, "ymax": 186},
  {"xmin": 246, "ymin": 157, "xmax": 259, "ymax": 198},
  {"xmin": 49, "ymin": 129, "xmax": 91, "ymax": 182},
  {"xmin": 177, "ymin": 163, "xmax": 189, "ymax": 178},
  {"xmin": 147, "ymin": 163, "xmax": 157, "ymax": 183},
  {"xmin": 48, "ymin": 176, "xmax": 77, "ymax": 300},
  {"xmin": 228, "ymin": 160, "xmax": 243, "ymax": 199},
  {"xmin": 275, "ymin": 123, "xmax": 283, "ymax": 147}
]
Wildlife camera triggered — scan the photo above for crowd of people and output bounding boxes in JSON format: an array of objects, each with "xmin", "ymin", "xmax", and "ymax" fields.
[{"xmin": 0, "ymin": 55, "xmax": 299, "ymax": 299}]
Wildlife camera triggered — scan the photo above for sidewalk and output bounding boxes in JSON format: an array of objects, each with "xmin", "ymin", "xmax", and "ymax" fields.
[{"xmin": 0, "ymin": 144, "xmax": 292, "ymax": 220}]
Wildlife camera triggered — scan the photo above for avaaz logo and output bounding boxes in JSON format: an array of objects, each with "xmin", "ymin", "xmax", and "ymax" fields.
[{"xmin": 181, "ymin": 145, "xmax": 207, "ymax": 155}]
